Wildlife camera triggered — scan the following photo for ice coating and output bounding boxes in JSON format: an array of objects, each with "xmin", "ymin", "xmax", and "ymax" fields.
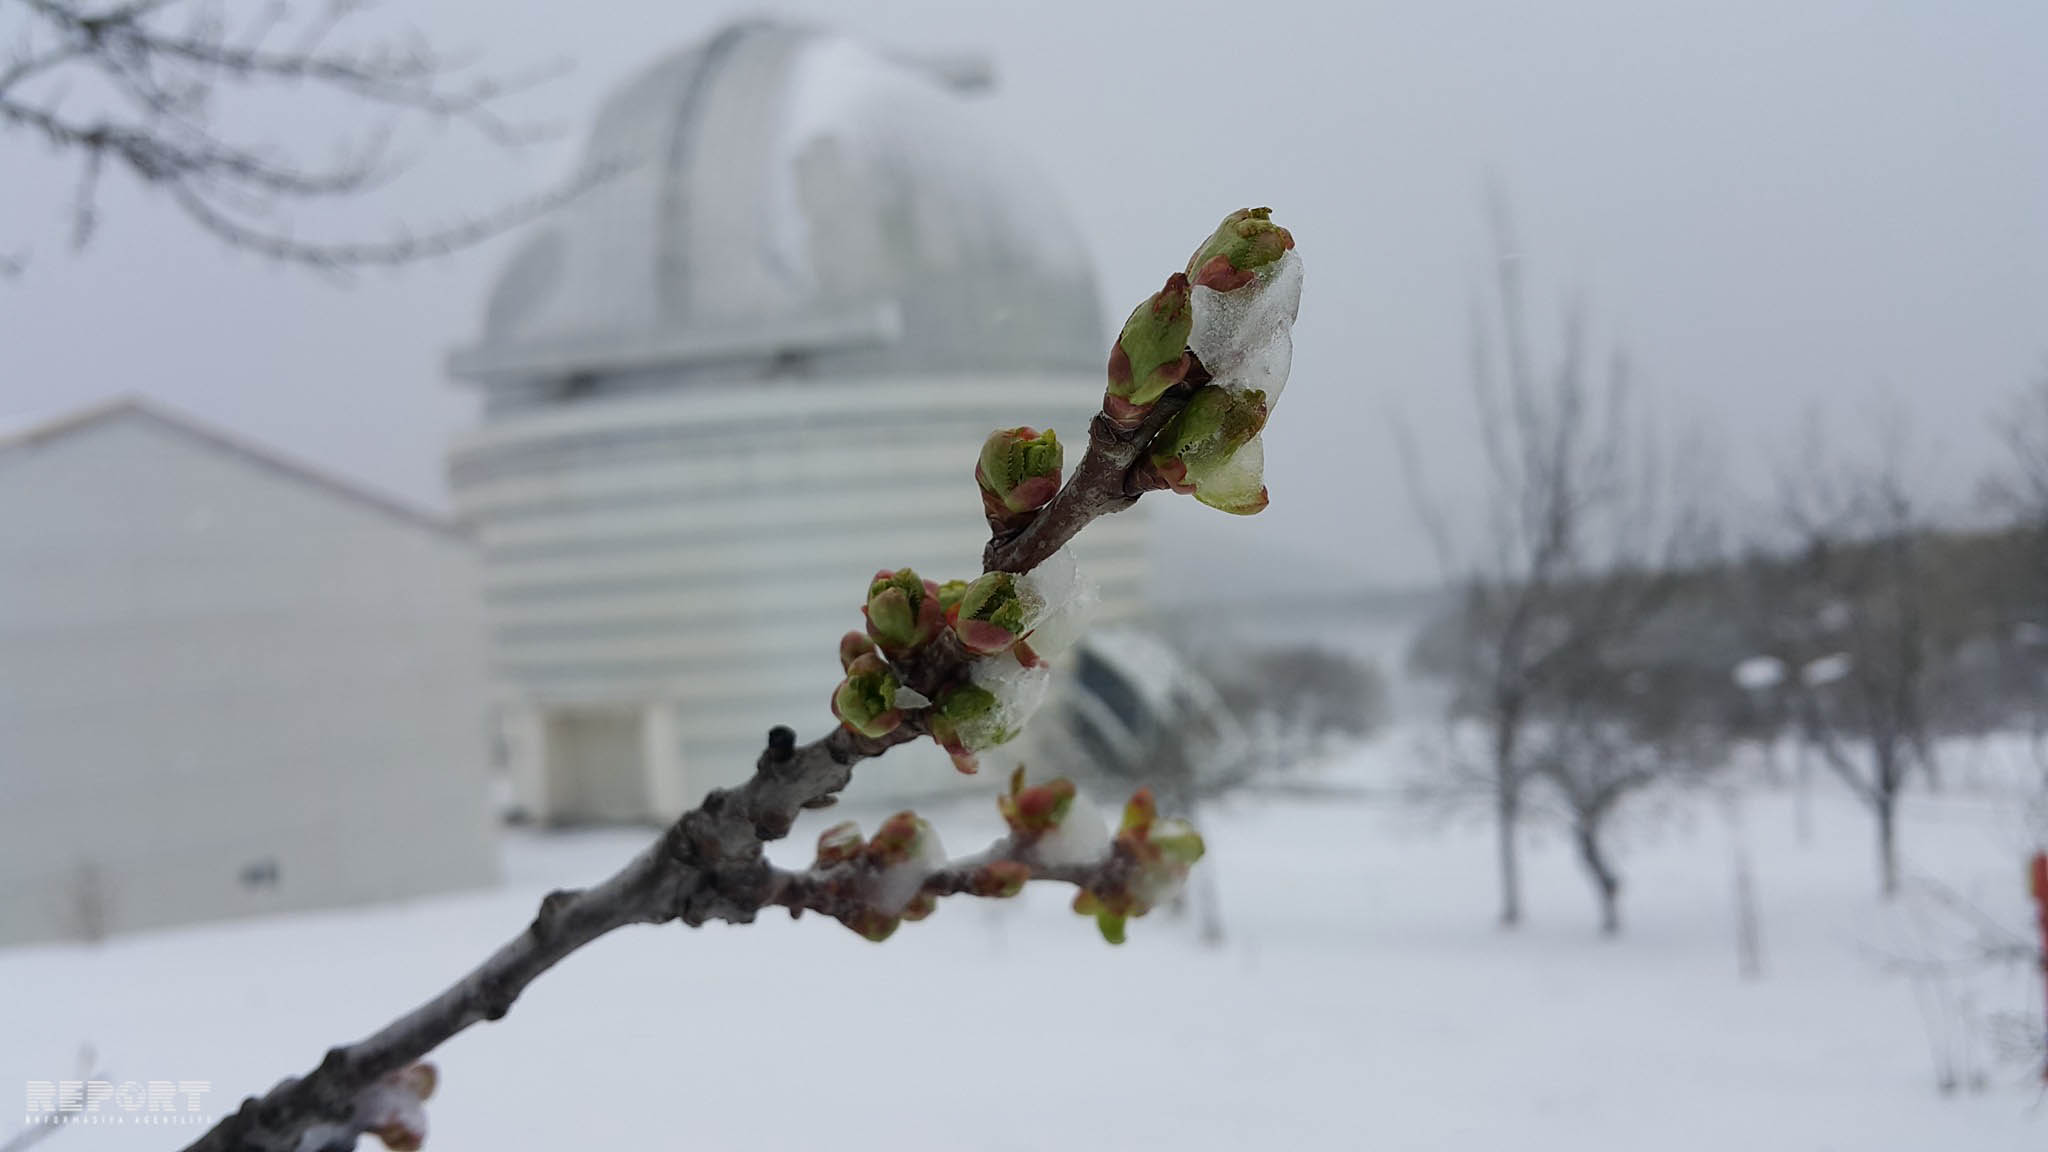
[
  {"xmin": 1189, "ymin": 250, "xmax": 1302, "ymax": 406},
  {"xmin": 868, "ymin": 823, "xmax": 946, "ymax": 915},
  {"xmin": 1015, "ymin": 547, "xmax": 1098, "ymax": 660},
  {"xmin": 963, "ymin": 648, "xmax": 1053, "ymax": 748},
  {"xmin": 1029, "ymin": 793, "xmax": 1110, "ymax": 868},
  {"xmin": 1192, "ymin": 433, "xmax": 1266, "ymax": 513}
]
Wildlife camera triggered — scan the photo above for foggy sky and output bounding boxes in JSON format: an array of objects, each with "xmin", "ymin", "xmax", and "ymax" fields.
[{"xmin": 3, "ymin": 0, "xmax": 2043, "ymax": 596}]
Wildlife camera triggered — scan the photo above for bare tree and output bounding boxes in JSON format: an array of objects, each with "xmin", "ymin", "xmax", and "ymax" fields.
[
  {"xmin": 0, "ymin": 0, "xmax": 601, "ymax": 272},
  {"xmin": 1979, "ymin": 369, "xmax": 2048, "ymax": 774},
  {"xmin": 1401, "ymin": 196, "xmax": 1695, "ymax": 929},
  {"xmin": 1503, "ymin": 560, "xmax": 1724, "ymax": 934},
  {"xmin": 1752, "ymin": 416, "xmax": 1951, "ymax": 899}
]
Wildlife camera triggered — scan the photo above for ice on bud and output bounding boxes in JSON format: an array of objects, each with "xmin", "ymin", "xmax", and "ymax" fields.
[
  {"xmin": 1013, "ymin": 547, "xmax": 1096, "ymax": 660},
  {"xmin": 864, "ymin": 568, "xmax": 945, "ymax": 655},
  {"xmin": 356, "ymin": 1063, "xmax": 436, "ymax": 1152},
  {"xmin": 1029, "ymin": 792, "xmax": 1111, "ymax": 868},
  {"xmin": 864, "ymin": 811, "xmax": 946, "ymax": 915},
  {"xmin": 839, "ymin": 631, "xmax": 877, "ymax": 672},
  {"xmin": 977, "ymin": 426, "xmax": 1064, "ymax": 523},
  {"xmin": 814, "ymin": 820, "xmax": 865, "ymax": 868},
  {"xmin": 1075, "ymin": 793, "xmax": 1207, "ymax": 944},
  {"xmin": 831, "ymin": 652, "xmax": 902, "ymax": 739},
  {"xmin": 1190, "ymin": 248, "xmax": 1302, "ymax": 408},
  {"xmin": 1185, "ymin": 207, "xmax": 1295, "ymax": 293},
  {"xmin": 967, "ymin": 647, "xmax": 1052, "ymax": 744},
  {"xmin": 953, "ymin": 571, "xmax": 1029, "ymax": 656},
  {"xmin": 1106, "ymin": 273, "xmax": 1195, "ymax": 426},
  {"xmin": 1150, "ymin": 385, "xmax": 1271, "ymax": 515}
]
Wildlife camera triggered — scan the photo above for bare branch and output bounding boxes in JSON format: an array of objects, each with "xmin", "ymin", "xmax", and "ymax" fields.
[{"xmin": 2, "ymin": 0, "xmax": 590, "ymax": 270}]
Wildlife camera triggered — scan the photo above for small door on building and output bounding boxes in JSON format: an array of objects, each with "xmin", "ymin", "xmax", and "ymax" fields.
[{"xmin": 544, "ymin": 708, "xmax": 648, "ymax": 824}]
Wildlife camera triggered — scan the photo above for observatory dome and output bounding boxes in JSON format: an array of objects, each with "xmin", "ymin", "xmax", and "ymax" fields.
[
  {"xmin": 454, "ymin": 19, "xmax": 1103, "ymax": 387},
  {"xmin": 447, "ymin": 21, "xmax": 1147, "ymax": 822}
]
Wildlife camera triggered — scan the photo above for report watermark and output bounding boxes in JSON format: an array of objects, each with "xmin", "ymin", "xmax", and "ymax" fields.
[{"xmin": 22, "ymin": 1079, "xmax": 215, "ymax": 1128}]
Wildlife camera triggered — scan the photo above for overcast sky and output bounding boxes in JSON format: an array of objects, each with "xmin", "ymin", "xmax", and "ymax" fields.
[{"xmin": 3, "ymin": 1, "xmax": 2043, "ymax": 594}]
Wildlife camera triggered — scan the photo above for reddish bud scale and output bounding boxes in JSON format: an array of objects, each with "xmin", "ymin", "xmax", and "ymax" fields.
[
  {"xmin": 815, "ymin": 821, "xmax": 866, "ymax": 868},
  {"xmin": 865, "ymin": 811, "xmax": 923, "ymax": 867},
  {"xmin": 971, "ymin": 859, "xmax": 1031, "ymax": 898}
]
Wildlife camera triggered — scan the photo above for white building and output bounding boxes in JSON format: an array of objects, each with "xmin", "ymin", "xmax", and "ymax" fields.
[
  {"xmin": 0, "ymin": 398, "xmax": 499, "ymax": 946},
  {"xmin": 449, "ymin": 20, "xmax": 1147, "ymax": 823}
]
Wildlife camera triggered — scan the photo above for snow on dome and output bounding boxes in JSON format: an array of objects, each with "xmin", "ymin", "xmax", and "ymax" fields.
[{"xmin": 457, "ymin": 20, "xmax": 1103, "ymax": 383}]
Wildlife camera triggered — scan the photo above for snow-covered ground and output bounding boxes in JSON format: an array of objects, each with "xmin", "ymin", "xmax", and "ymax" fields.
[{"xmin": 4, "ymin": 732, "xmax": 2043, "ymax": 1151}]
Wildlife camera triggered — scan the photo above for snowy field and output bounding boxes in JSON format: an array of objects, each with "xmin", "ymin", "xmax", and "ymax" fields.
[{"xmin": 4, "ymin": 732, "xmax": 2044, "ymax": 1151}]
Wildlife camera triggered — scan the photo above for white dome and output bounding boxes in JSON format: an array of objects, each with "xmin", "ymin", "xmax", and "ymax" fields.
[{"xmin": 455, "ymin": 20, "xmax": 1104, "ymax": 384}]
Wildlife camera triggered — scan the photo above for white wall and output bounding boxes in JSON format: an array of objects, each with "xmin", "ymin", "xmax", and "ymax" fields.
[{"xmin": 0, "ymin": 411, "xmax": 499, "ymax": 945}]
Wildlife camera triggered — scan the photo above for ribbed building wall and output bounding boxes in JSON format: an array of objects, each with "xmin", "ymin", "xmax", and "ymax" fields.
[{"xmin": 453, "ymin": 374, "xmax": 1145, "ymax": 806}]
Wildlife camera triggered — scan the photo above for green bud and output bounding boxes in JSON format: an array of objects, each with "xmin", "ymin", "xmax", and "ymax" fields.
[
  {"xmin": 831, "ymin": 652, "xmax": 902, "ymax": 739},
  {"xmin": 1105, "ymin": 273, "xmax": 1194, "ymax": 427},
  {"xmin": 936, "ymin": 579, "xmax": 970, "ymax": 620},
  {"xmin": 977, "ymin": 426, "xmax": 1064, "ymax": 522},
  {"xmin": 1094, "ymin": 910, "xmax": 1128, "ymax": 946},
  {"xmin": 1149, "ymin": 385, "xmax": 1271, "ymax": 515},
  {"xmin": 954, "ymin": 571, "xmax": 1028, "ymax": 656},
  {"xmin": 1185, "ymin": 207, "xmax": 1295, "ymax": 293},
  {"xmin": 864, "ymin": 568, "xmax": 944, "ymax": 654}
]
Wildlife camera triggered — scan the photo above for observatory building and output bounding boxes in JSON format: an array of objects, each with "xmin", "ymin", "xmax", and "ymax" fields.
[
  {"xmin": 0, "ymin": 399, "xmax": 498, "ymax": 945},
  {"xmin": 448, "ymin": 21, "xmax": 1147, "ymax": 823}
]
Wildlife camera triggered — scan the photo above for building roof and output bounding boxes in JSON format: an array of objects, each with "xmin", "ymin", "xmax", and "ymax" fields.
[
  {"xmin": 0, "ymin": 396, "xmax": 463, "ymax": 538},
  {"xmin": 449, "ymin": 20, "xmax": 1104, "ymax": 385}
]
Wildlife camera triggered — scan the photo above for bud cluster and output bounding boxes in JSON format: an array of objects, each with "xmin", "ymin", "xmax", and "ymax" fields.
[
  {"xmin": 811, "ymin": 812, "xmax": 948, "ymax": 942},
  {"xmin": 1072, "ymin": 788, "xmax": 1207, "ymax": 945},
  {"xmin": 1145, "ymin": 207, "xmax": 1300, "ymax": 516}
]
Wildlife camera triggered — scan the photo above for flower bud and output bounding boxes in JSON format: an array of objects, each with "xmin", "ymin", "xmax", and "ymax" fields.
[
  {"xmin": 953, "ymin": 571, "xmax": 1029, "ymax": 655},
  {"xmin": 1185, "ymin": 207, "xmax": 1295, "ymax": 293},
  {"xmin": 814, "ymin": 820, "xmax": 866, "ymax": 868},
  {"xmin": 831, "ymin": 652, "xmax": 902, "ymax": 739},
  {"xmin": 839, "ymin": 630, "xmax": 877, "ymax": 672},
  {"xmin": 969, "ymin": 859, "xmax": 1031, "ymax": 898},
  {"xmin": 926, "ymin": 682, "xmax": 995, "ymax": 774},
  {"xmin": 1105, "ymin": 273, "xmax": 1194, "ymax": 427},
  {"xmin": 936, "ymin": 579, "xmax": 970, "ymax": 621},
  {"xmin": 864, "ymin": 810, "xmax": 927, "ymax": 868},
  {"xmin": 863, "ymin": 568, "xmax": 944, "ymax": 655},
  {"xmin": 997, "ymin": 767, "xmax": 1078, "ymax": 840},
  {"xmin": 976, "ymin": 426, "xmax": 1064, "ymax": 524},
  {"xmin": 1121, "ymin": 787, "xmax": 1158, "ymax": 835},
  {"xmin": 845, "ymin": 907, "xmax": 899, "ymax": 943},
  {"xmin": 1149, "ymin": 385, "xmax": 1270, "ymax": 515}
]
